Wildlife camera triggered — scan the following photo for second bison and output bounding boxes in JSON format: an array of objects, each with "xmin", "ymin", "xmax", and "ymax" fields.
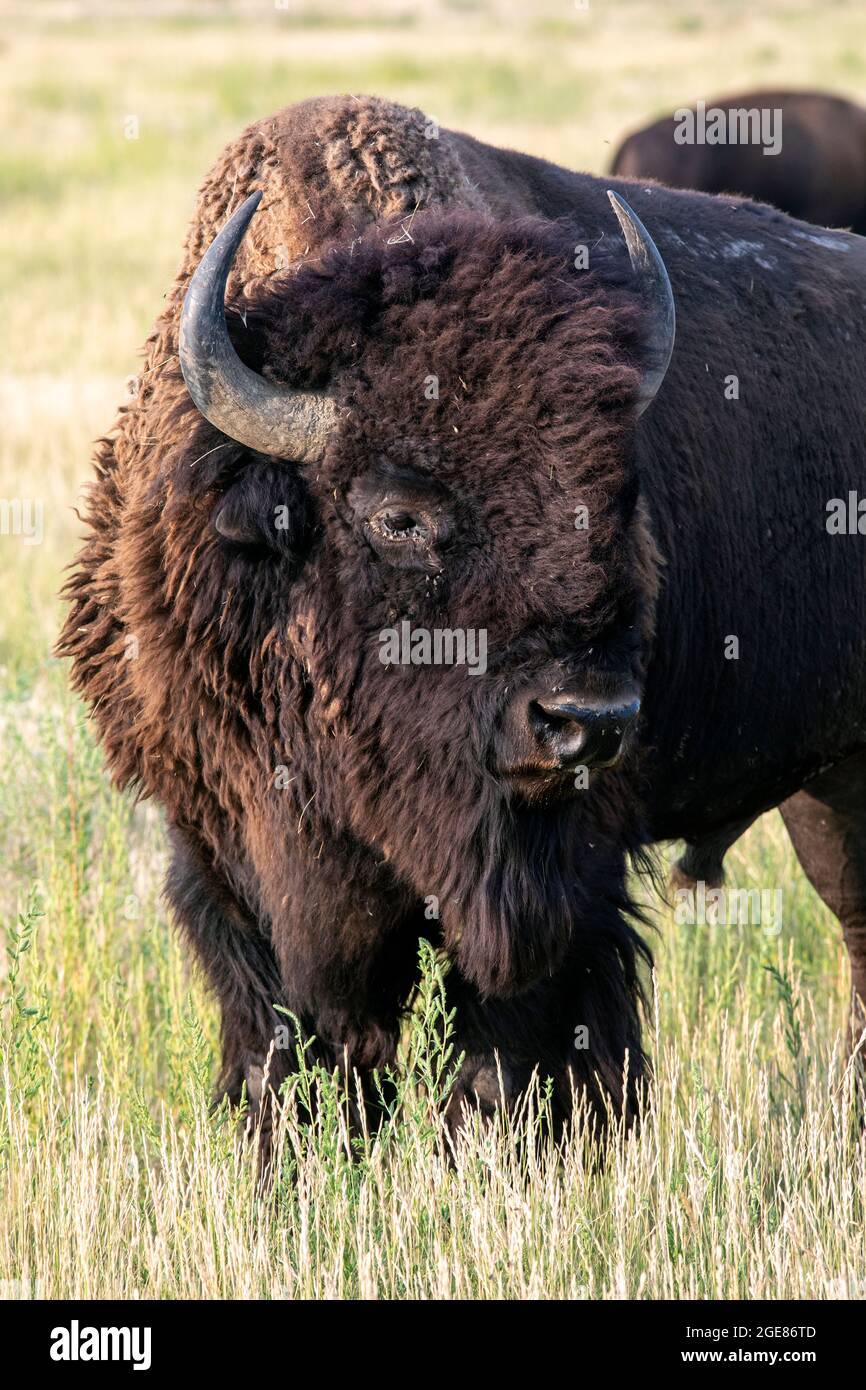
[{"xmin": 611, "ymin": 90, "xmax": 866, "ymax": 233}]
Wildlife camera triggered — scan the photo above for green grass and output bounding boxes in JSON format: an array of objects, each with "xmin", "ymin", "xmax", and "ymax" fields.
[{"xmin": 1, "ymin": 0, "xmax": 866, "ymax": 1299}]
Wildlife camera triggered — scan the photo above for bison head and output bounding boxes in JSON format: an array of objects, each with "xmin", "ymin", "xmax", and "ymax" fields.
[{"xmin": 105, "ymin": 193, "xmax": 674, "ymax": 1005}]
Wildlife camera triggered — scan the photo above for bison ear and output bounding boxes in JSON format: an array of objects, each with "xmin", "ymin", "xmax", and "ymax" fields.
[{"xmin": 213, "ymin": 459, "xmax": 310, "ymax": 555}]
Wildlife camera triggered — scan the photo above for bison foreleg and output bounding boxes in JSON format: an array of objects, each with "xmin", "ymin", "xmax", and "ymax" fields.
[
  {"xmin": 164, "ymin": 829, "xmax": 290, "ymax": 1127},
  {"xmin": 442, "ymin": 914, "xmax": 649, "ymax": 1143}
]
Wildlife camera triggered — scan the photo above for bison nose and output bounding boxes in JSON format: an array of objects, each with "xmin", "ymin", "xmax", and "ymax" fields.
[{"xmin": 528, "ymin": 693, "xmax": 640, "ymax": 770}]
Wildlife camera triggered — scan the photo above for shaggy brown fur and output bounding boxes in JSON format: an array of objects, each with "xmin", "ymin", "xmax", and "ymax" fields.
[{"xmin": 60, "ymin": 95, "xmax": 866, "ymax": 1142}]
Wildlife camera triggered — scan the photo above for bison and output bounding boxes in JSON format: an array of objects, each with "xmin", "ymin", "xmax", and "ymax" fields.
[
  {"xmin": 611, "ymin": 90, "xmax": 866, "ymax": 234},
  {"xmin": 59, "ymin": 95, "xmax": 866, "ymax": 1143}
]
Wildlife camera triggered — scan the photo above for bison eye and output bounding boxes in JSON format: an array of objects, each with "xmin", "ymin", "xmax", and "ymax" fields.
[
  {"xmin": 372, "ymin": 509, "xmax": 431, "ymax": 545},
  {"xmin": 358, "ymin": 492, "xmax": 449, "ymax": 570}
]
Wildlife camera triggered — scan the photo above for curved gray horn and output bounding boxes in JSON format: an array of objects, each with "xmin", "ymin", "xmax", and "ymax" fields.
[
  {"xmin": 179, "ymin": 190, "xmax": 338, "ymax": 462},
  {"xmin": 607, "ymin": 190, "xmax": 676, "ymax": 416}
]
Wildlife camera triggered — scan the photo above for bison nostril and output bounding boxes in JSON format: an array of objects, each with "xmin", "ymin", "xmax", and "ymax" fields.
[
  {"xmin": 528, "ymin": 696, "xmax": 640, "ymax": 770},
  {"xmin": 529, "ymin": 697, "xmax": 581, "ymax": 738},
  {"xmin": 529, "ymin": 699, "xmax": 590, "ymax": 762}
]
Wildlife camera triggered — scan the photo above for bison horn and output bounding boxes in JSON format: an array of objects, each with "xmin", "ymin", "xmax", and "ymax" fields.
[
  {"xmin": 179, "ymin": 190, "xmax": 338, "ymax": 462},
  {"xmin": 607, "ymin": 190, "xmax": 676, "ymax": 417}
]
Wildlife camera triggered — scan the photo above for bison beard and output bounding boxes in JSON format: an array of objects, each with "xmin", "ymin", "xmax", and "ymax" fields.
[
  {"xmin": 438, "ymin": 799, "xmax": 652, "ymax": 1129},
  {"xmin": 339, "ymin": 672, "xmax": 652, "ymax": 1125},
  {"xmin": 344, "ymin": 676, "xmax": 648, "ymax": 998}
]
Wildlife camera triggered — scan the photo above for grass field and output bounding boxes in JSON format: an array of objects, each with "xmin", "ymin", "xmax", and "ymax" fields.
[{"xmin": 2, "ymin": 0, "xmax": 866, "ymax": 1300}]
